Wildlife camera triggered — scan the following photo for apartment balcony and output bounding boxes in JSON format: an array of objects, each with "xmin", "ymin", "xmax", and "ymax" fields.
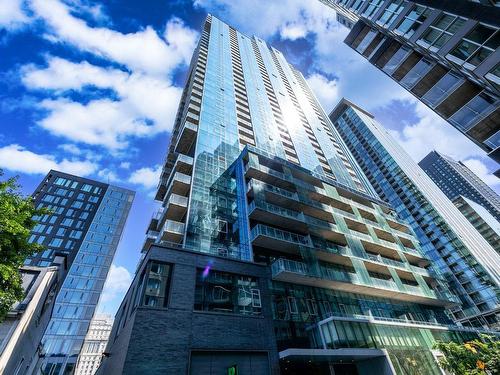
[
  {"xmin": 303, "ymin": 215, "xmax": 347, "ymax": 245},
  {"xmin": 173, "ymin": 153, "xmax": 193, "ymax": 175},
  {"xmin": 141, "ymin": 229, "xmax": 159, "ymax": 252},
  {"xmin": 250, "ymin": 224, "xmax": 312, "ymax": 253},
  {"xmin": 170, "ymin": 172, "xmax": 191, "ymax": 196},
  {"xmin": 160, "ymin": 219, "xmax": 185, "ymax": 243},
  {"xmin": 247, "ymin": 180, "xmax": 300, "ymax": 209},
  {"xmin": 271, "ymin": 259, "xmax": 455, "ymax": 307},
  {"xmin": 175, "ymin": 118, "xmax": 198, "ymax": 154},
  {"xmin": 164, "ymin": 193, "xmax": 188, "ymax": 221},
  {"xmin": 245, "ymin": 161, "xmax": 295, "ymax": 189},
  {"xmin": 248, "ymin": 200, "xmax": 308, "ymax": 232}
]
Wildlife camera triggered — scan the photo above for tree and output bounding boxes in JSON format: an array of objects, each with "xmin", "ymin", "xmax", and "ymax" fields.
[
  {"xmin": 433, "ymin": 335, "xmax": 499, "ymax": 375},
  {"xmin": 0, "ymin": 171, "xmax": 45, "ymax": 322}
]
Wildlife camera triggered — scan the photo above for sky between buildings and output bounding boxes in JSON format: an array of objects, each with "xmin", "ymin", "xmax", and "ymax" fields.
[{"xmin": 1, "ymin": 0, "xmax": 498, "ymax": 315}]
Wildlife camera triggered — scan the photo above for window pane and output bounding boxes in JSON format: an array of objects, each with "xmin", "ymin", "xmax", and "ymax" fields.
[
  {"xmin": 434, "ymin": 15, "xmax": 454, "ymax": 30},
  {"xmin": 451, "ymin": 40, "xmax": 480, "ymax": 61},
  {"xmin": 467, "ymin": 24, "xmax": 495, "ymax": 45},
  {"xmin": 423, "ymin": 28, "xmax": 441, "ymax": 44},
  {"xmin": 469, "ymin": 47, "xmax": 493, "ymax": 65},
  {"xmin": 433, "ymin": 33, "xmax": 451, "ymax": 49}
]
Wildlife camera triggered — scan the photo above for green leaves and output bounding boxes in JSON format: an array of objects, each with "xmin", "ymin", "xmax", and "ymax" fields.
[
  {"xmin": 0, "ymin": 171, "xmax": 46, "ymax": 322},
  {"xmin": 434, "ymin": 335, "xmax": 499, "ymax": 375}
]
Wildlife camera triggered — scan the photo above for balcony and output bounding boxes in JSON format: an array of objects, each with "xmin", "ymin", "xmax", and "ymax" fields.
[
  {"xmin": 250, "ymin": 224, "xmax": 312, "ymax": 253},
  {"xmin": 248, "ymin": 180, "xmax": 300, "ymax": 209},
  {"xmin": 245, "ymin": 161, "xmax": 295, "ymax": 189},
  {"xmin": 303, "ymin": 215, "xmax": 347, "ymax": 244},
  {"xmin": 270, "ymin": 259, "xmax": 455, "ymax": 307},
  {"xmin": 175, "ymin": 119, "xmax": 198, "ymax": 154},
  {"xmin": 248, "ymin": 200, "xmax": 308, "ymax": 232},
  {"xmin": 173, "ymin": 154, "xmax": 193, "ymax": 175},
  {"xmin": 170, "ymin": 172, "xmax": 191, "ymax": 196},
  {"xmin": 160, "ymin": 220, "xmax": 185, "ymax": 243},
  {"xmin": 164, "ymin": 193, "xmax": 188, "ymax": 221},
  {"xmin": 142, "ymin": 229, "xmax": 159, "ymax": 252}
]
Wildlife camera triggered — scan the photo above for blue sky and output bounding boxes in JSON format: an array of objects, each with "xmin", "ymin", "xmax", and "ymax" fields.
[{"xmin": 1, "ymin": 0, "xmax": 499, "ymax": 315}]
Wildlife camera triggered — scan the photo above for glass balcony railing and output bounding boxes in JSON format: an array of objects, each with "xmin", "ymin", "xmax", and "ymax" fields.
[
  {"xmin": 251, "ymin": 224, "xmax": 312, "ymax": 247},
  {"xmin": 320, "ymin": 265, "xmax": 359, "ymax": 284},
  {"xmin": 176, "ymin": 153, "xmax": 193, "ymax": 167},
  {"xmin": 270, "ymin": 259, "xmax": 454, "ymax": 303},
  {"xmin": 311, "ymin": 238, "xmax": 347, "ymax": 255},
  {"xmin": 173, "ymin": 172, "xmax": 191, "ymax": 185},
  {"xmin": 249, "ymin": 180, "xmax": 299, "ymax": 201},
  {"xmin": 248, "ymin": 200, "xmax": 304, "ymax": 222},
  {"xmin": 271, "ymin": 258, "xmax": 309, "ymax": 276},
  {"xmin": 163, "ymin": 219, "xmax": 185, "ymax": 235},
  {"xmin": 303, "ymin": 215, "xmax": 337, "ymax": 231},
  {"xmin": 167, "ymin": 193, "xmax": 188, "ymax": 207}
]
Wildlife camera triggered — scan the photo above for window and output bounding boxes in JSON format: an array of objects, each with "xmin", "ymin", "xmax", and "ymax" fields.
[
  {"xmin": 383, "ymin": 46, "xmax": 410, "ymax": 74},
  {"xmin": 400, "ymin": 58, "xmax": 433, "ymax": 88},
  {"xmin": 422, "ymin": 71, "xmax": 462, "ymax": 107},
  {"xmin": 419, "ymin": 14, "xmax": 466, "ymax": 50},
  {"xmin": 395, "ymin": 5, "xmax": 432, "ymax": 38},
  {"xmin": 195, "ymin": 269, "xmax": 261, "ymax": 315},
  {"xmin": 449, "ymin": 92, "xmax": 496, "ymax": 131},
  {"xmin": 61, "ymin": 218, "xmax": 74, "ymax": 226},
  {"xmin": 377, "ymin": 0, "xmax": 405, "ymax": 27},
  {"xmin": 49, "ymin": 238, "xmax": 63, "ymax": 247},
  {"xmin": 363, "ymin": 0, "xmax": 384, "ymax": 18},
  {"xmin": 288, "ymin": 296, "xmax": 298, "ymax": 314},
  {"xmin": 141, "ymin": 261, "xmax": 172, "ymax": 308},
  {"xmin": 69, "ymin": 230, "xmax": 83, "ymax": 239},
  {"xmin": 81, "ymin": 184, "xmax": 93, "ymax": 192},
  {"xmin": 306, "ymin": 299, "xmax": 318, "ymax": 315},
  {"xmin": 449, "ymin": 24, "xmax": 500, "ymax": 67}
]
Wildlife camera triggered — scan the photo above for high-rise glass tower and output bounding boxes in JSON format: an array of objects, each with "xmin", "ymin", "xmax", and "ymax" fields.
[
  {"xmin": 99, "ymin": 16, "xmax": 493, "ymax": 375},
  {"xmin": 329, "ymin": 99, "xmax": 500, "ymax": 330},
  {"xmin": 453, "ymin": 195, "xmax": 500, "ymax": 254},
  {"xmin": 23, "ymin": 170, "xmax": 134, "ymax": 375},
  {"xmin": 319, "ymin": 0, "xmax": 500, "ymax": 171},
  {"xmin": 419, "ymin": 150, "xmax": 500, "ymax": 221}
]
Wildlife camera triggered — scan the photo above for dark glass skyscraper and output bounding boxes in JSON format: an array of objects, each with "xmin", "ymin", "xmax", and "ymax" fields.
[
  {"xmin": 21, "ymin": 170, "xmax": 134, "ymax": 375},
  {"xmin": 329, "ymin": 99, "xmax": 500, "ymax": 330},
  {"xmin": 97, "ymin": 16, "xmax": 495, "ymax": 375},
  {"xmin": 419, "ymin": 150, "xmax": 500, "ymax": 221},
  {"xmin": 319, "ymin": 0, "xmax": 500, "ymax": 170}
]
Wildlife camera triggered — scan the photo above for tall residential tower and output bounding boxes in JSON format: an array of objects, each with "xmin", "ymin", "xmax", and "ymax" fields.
[
  {"xmin": 329, "ymin": 99, "xmax": 500, "ymax": 330},
  {"xmin": 319, "ymin": 0, "xmax": 500, "ymax": 170},
  {"xmin": 419, "ymin": 150, "xmax": 500, "ymax": 221},
  {"xmin": 19, "ymin": 171, "xmax": 134, "ymax": 375},
  {"xmin": 99, "ymin": 16, "xmax": 489, "ymax": 375}
]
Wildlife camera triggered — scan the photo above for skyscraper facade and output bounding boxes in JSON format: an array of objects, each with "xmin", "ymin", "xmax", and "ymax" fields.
[
  {"xmin": 99, "ymin": 16, "xmax": 492, "ymax": 375},
  {"xmin": 319, "ymin": 0, "xmax": 500, "ymax": 169},
  {"xmin": 23, "ymin": 170, "xmax": 134, "ymax": 375},
  {"xmin": 453, "ymin": 195, "xmax": 500, "ymax": 254},
  {"xmin": 329, "ymin": 99, "xmax": 500, "ymax": 330},
  {"xmin": 419, "ymin": 150, "xmax": 500, "ymax": 221}
]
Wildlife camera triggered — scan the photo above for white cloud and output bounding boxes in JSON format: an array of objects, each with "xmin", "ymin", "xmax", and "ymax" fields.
[
  {"xmin": 306, "ymin": 73, "xmax": 340, "ymax": 112},
  {"xmin": 119, "ymin": 162, "xmax": 131, "ymax": 169},
  {"xmin": 0, "ymin": 144, "xmax": 97, "ymax": 175},
  {"xmin": 0, "ymin": 0, "xmax": 29, "ymax": 30},
  {"xmin": 389, "ymin": 100, "xmax": 485, "ymax": 162},
  {"xmin": 99, "ymin": 264, "xmax": 132, "ymax": 305},
  {"xmin": 22, "ymin": 57, "xmax": 182, "ymax": 149},
  {"xmin": 97, "ymin": 168, "xmax": 121, "ymax": 183},
  {"xmin": 462, "ymin": 159, "xmax": 500, "ymax": 190},
  {"xmin": 128, "ymin": 165, "xmax": 162, "ymax": 189},
  {"xmin": 31, "ymin": 0, "xmax": 198, "ymax": 76}
]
